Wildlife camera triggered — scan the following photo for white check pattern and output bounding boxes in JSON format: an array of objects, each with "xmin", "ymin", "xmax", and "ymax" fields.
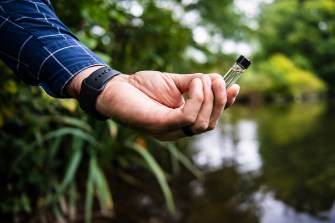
[{"xmin": 0, "ymin": 0, "xmax": 106, "ymax": 97}]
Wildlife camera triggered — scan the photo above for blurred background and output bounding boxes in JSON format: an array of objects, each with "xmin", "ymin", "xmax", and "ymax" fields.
[{"xmin": 1, "ymin": 0, "xmax": 335, "ymax": 222}]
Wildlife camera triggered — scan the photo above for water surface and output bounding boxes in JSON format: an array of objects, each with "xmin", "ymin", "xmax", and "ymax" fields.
[{"xmin": 107, "ymin": 102, "xmax": 335, "ymax": 223}]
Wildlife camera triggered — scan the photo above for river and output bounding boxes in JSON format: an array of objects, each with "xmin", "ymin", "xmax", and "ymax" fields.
[{"xmin": 105, "ymin": 102, "xmax": 335, "ymax": 223}]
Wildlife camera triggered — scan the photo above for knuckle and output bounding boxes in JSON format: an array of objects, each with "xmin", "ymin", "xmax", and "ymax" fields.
[
  {"xmin": 216, "ymin": 97, "xmax": 227, "ymax": 107},
  {"xmin": 210, "ymin": 73, "xmax": 222, "ymax": 79},
  {"xmin": 218, "ymin": 100, "xmax": 227, "ymax": 108},
  {"xmin": 184, "ymin": 114, "xmax": 197, "ymax": 125},
  {"xmin": 207, "ymin": 122, "xmax": 217, "ymax": 131},
  {"xmin": 194, "ymin": 121, "xmax": 209, "ymax": 132},
  {"xmin": 205, "ymin": 91, "xmax": 214, "ymax": 100},
  {"xmin": 194, "ymin": 91, "xmax": 204, "ymax": 102}
]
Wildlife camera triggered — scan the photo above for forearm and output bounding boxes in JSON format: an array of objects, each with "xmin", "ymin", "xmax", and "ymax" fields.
[{"xmin": 0, "ymin": 0, "xmax": 106, "ymax": 98}]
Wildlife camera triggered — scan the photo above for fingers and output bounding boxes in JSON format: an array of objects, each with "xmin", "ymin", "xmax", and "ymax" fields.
[
  {"xmin": 184, "ymin": 75, "xmax": 229, "ymax": 136},
  {"xmin": 190, "ymin": 76, "xmax": 214, "ymax": 134},
  {"xmin": 181, "ymin": 77, "xmax": 204, "ymax": 120},
  {"xmin": 225, "ymin": 84, "xmax": 240, "ymax": 109},
  {"xmin": 154, "ymin": 74, "xmax": 240, "ymax": 141},
  {"xmin": 208, "ymin": 76, "xmax": 227, "ymax": 128},
  {"xmin": 161, "ymin": 75, "xmax": 215, "ymax": 132},
  {"xmin": 161, "ymin": 77, "xmax": 204, "ymax": 128},
  {"xmin": 172, "ymin": 72, "xmax": 222, "ymax": 94},
  {"xmin": 171, "ymin": 73, "xmax": 204, "ymax": 94},
  {"xmin": 156, "ymin": 75, "xmax": 226, "ymax": 141}
]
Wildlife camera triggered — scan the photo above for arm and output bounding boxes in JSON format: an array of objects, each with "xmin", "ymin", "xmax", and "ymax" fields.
[
  {"xmin": 0, "ymin": 0, "xmax": 239, "ymax": 141},
  {"xmin": 0, "ymin": 0, "xmax": 106, "ymax": 97}
]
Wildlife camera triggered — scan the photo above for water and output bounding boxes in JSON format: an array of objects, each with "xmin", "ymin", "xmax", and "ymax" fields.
[{"xmin": 106, "ymin": 102, "xmax": 335, "ymax": 223}]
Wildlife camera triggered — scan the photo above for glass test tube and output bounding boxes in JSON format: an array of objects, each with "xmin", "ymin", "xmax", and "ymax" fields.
[{"xmin": 223, "ymin": 55, "xmax": 252, "ymax": 89}]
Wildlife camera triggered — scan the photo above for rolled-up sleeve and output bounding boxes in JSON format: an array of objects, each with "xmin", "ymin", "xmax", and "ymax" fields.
[{"xmin": 0, "ymin": 0, "xmax": 106, "ymax": 97}]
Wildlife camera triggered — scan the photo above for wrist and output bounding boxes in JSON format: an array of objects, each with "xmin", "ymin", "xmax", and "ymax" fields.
[
  {"xmin": 95, "ymin": 74, "xmax": 128, "ymax": 119},
  {"xmin": 65, "ymin": 65, "xmax": 105, "ymax": 99},
  {"xmin": 78, "ymin": 66, "xmax": 122, "ymax": 120}
]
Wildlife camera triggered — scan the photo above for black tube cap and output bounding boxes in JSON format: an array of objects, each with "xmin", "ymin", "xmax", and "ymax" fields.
[{"xmin": 236, "ymin": 55, "xmax": 252, "ymax": 69}]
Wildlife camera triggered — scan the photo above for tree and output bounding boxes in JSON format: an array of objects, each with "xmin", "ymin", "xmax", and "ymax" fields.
[{"xmin": 256, "ymin": 0, "xmax": 335, "ymax": 96}]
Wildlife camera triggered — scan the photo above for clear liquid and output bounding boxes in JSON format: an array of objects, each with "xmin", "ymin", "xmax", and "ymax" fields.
[{"xmin": 223, "ymin": 64, "xmax": 245, "ymax": 89}]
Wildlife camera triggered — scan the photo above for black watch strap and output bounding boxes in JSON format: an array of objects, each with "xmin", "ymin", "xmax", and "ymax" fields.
[{"xmin": 79, "ymin": 66, "xmax": 121, "ymax": 121}]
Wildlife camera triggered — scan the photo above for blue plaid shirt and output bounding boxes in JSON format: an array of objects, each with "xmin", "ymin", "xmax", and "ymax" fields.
[{"xmin": 0, "ymin": 0, "xmax": 106, "ymax": 97}]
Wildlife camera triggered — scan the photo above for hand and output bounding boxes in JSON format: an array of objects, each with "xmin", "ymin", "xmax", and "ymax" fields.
[{"xmin": 95, "ymin": 71, "xmax": 240, "ymax": 141}]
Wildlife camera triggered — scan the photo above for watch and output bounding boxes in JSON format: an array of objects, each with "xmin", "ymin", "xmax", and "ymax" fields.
[{"xmin": 79, "ymin": 66, "xmax": 121, "ymax": 120}]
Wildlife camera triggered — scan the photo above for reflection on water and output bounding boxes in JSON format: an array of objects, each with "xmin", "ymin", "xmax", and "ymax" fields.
[
  {"xmin": 255, "ymin": 191, "xmax": 335, "ymax": 223},
  {"xmin": 189, "ymin": 102, "xmax": 335, "ymax": 223},
  {"xmin": 193, "ymin": 120, "xmax": 262, "ymax": 173},
  {"xmin": 108, "ymin": 102, "xmax": 335, "ymax": 223}
]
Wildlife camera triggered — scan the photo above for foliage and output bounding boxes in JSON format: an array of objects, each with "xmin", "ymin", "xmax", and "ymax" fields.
[
  {"xmin": 0, "ymin": 0, "xmax": 204, "ymax": 221},
  {"xmin": 255, "ymin": 0, "xmax": 335, "ymax": 96},
  {"xmin": 1, "ymin": 0, "xmax": 334, "ymax": 221},
  {"xmin": 239, "ymin": 54, "xmax": 326, "ymax": 100},
  {"xmin": 185, "ymin": 0, "xmax": 244, "ymax": 38},
  {"xmin": 0, "ymin": 77, "xmax": 201, "ymax": 221}
]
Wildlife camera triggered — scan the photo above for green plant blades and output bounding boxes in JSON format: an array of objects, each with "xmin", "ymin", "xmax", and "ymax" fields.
[
  {"xmin": 126, "ymin": 140, "xmax": 176, "ymax": 214},
  {"xmin": 58, "ymin": 138, "xmax": 84, "ymax": 196},
  {"xmin": 43, "ymin": 127, "xmax": 97, "ymax": 145},
  {"xmin": 85, "ymin": 154, "xmax": 114, "ymax": 223},
  {"xmin": 46, "ymin": 138, "xmax": 85, "ymax": 209},
  {"xmin": 91, "ymin": 157, "xmax": 114, "ymax": 212},
  {"xmin": 166, "ymin": 142, "xmax": 203, "ymax": 180},
  {"xmin": 12, "ymin": 127, "xmax": 97, "ymax": 171},
  {"xmin": 68, "ymin": 182, "xmax": 77, "ymax": 220},
  {"xmin": 85, "ymin": 156, "xmax": 95, "ymax": 223},
  {"xmin": 51, "ymin": 116, "xmax": 92, "ymax": 132},
  {"xmin": 156, "ymin": 141, "xmax": 203, "ymax": 180},
  {"xmin": 20, "ymin": 194, "xmax": 31, "ymax": 213}
]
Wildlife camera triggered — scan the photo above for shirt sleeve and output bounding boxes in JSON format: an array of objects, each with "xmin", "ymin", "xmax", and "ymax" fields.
[{"xmin": 0, "ymin": 0, "xmax": 107, "ymax": 97}]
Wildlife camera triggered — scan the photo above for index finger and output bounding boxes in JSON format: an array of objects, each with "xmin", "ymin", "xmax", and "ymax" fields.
[{"xmin": 161, "ymin": 77, "xmax": 204, "ymax": 129}]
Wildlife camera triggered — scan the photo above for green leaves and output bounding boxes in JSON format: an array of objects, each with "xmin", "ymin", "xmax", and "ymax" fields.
[
  {"xmin": 256, "ymin": 0, "xmax": 335, "ymax": 96},
  {"xmin": 126, "ymin": 140, "xmax": 176, "ymax": 214},
  {"xmin": 85, "ymin": 154, "xmax": 114, "ymax": 222},
  {"xmin": 160, "ymin": 141, "xmax": 203, "ymax": 180},
  {"xmin": 239, "ymin": 54, "xmax": 326, "ymax": 99}
]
